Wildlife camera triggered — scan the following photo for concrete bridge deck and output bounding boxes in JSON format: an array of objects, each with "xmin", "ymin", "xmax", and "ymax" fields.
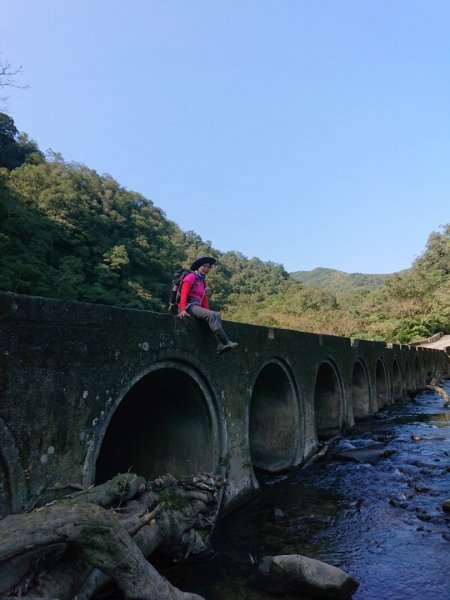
[{"xmin": 1, "ymin": 291, "xmax": 449, "ymax": 517}]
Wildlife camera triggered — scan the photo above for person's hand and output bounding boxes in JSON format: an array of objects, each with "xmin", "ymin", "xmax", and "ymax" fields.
[{"xmin": 178, "ymin": 310, "xmax": 190, "ymax": 319}]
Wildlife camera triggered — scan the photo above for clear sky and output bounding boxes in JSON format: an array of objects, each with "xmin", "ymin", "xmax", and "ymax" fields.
[{"xmin": 2, "ymin": 0, "xmax": 449, "ymax": 274}]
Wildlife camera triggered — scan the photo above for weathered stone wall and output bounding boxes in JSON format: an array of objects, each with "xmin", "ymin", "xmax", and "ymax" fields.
[{"xmin": 1, "ymin": 291, "xmax": 448, "ymax": 516}]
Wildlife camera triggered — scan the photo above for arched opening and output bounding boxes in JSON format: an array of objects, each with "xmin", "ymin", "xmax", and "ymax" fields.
[
  {"xmin": 414, "ymin": 357, "xmax": 421, "ymax": 389},
  {"xmin": 405, "ymin": 358, "xmax": 413, "ymax": 392},
  {"xmin": 95, "ymin": 367, "xmax": 219, "ymax": 484},
  {"xmin": 441, "ymin": 354, "xmax": 450, "ymax": 376},
  {"xmin": 249, "ymin": 361, "xmax": 300, "ymax": 472},
  {"xmin": 418, "ymin": 356, "xmax": 426, "ymax": 386},
  {"xmin": 0, "ymin": 419, "xmax": 26, "ymax": 518},
  {"xmin": 375, "ymin": 360, "xmax": 389, "ymax": 409},
  {"xmin": 314, "ymin": 362, "xmax": 343, "ymax": 440},
  {"xmin": 0, "ymin": 454, "xmax": 11, "ymax": 519},
  {"xmin": 392, "ymin": 358, "xmax": 403, "ymax": 403},
  {"xmin": 351, "ymin": 360, "xmax": 370, "ymax": 420}
]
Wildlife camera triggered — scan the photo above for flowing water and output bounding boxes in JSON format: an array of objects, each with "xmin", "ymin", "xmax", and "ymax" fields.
[{"xmin": 164, "ymin": 380, "xmax": 450, "ymax": 599}]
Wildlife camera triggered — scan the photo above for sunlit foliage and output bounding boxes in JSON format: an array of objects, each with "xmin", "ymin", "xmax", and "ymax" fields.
[{"xmin": 1, "ymin": 112, "xmax": 448, "ymax": 343}]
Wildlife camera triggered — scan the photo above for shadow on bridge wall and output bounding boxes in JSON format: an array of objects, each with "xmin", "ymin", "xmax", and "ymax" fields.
[{"xmin": 1, "ymin": 291, "xmax": 449, "ymax": 516}]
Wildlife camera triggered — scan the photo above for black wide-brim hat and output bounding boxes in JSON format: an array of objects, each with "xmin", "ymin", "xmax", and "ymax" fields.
[{"xmin": 190, "ymin": 255, "xmax": 217, "ymax": 271}]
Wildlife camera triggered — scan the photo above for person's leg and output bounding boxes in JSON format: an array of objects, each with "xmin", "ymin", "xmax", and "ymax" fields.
[
  {"xmin": 187, "ymin": 304, "xmax": 221, "ymax": 332},
  {"xmin": 187, "ymin": 305, "xmax": 238, "ymax": 354}
]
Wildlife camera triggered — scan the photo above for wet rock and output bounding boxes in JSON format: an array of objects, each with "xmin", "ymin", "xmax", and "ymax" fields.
[
  {"xmin": 259, "ymin": 554, "xmax": 359, "ymax": 599},
  {"xmin": 389, "ymin": 494, "xmax": 409, "ymax": 509},
  {"xmin": 334, "ymin": 445, "xmax": 394, "ymax": 465},
  {"xmin": 374, "ymin": 412, "xmax": 389, "ymax": 420},
  {"xmin": 415, "ymin": 507, "xmax": 441, "ymax": 523},
  {"xmin": 442, "ymin": 500, "xmax": 450, "ymax": 513},
  {"xmin": 334, "ymin": 440, "xmax": 357, "ymax": 451},
  {"xmin": 412, "ymin": 434, "xmax": 422, "ymax": 442},
  {"xmin": 442, "ymin": 533, "xmax": 450, "ymax": 542},
  {"xmin": 398, "ymin": 465, "xmax": 421, "ymax": 477},
  {"xmin": 415, "ymin": 484, "xmax": 430, "ymax": 493},
  {"xmin": 268, "ymin": 506, "xmax": 287, "ymax": 523},
  {"xmin": 417, "ymin": 512, "xmax": 432, "ymax": 522}
]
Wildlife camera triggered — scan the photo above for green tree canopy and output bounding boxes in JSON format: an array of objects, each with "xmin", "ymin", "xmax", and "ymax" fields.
[
  {"xmin": 1, "ymin": 114, "xmax": 448, "ymax": 344},
  {"xmin": 0, "ymin": 112, "xmax": 43, "ymax": 169}
]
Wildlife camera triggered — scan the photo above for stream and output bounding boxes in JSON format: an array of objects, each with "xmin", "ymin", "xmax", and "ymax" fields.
[{"xmin": 162, "ymin": 379, "xmax": 450, "ymax": 599}]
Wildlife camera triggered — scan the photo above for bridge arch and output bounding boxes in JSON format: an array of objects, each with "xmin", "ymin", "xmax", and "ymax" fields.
[
  {"xmin": 428, "ymin": 355, "xmax": 436, "ymax": 377},
  {"xmin": 351, "ymin": 359, "xmax": 371, "ymax": 420},
  {"xmin": 314, "ymin": 360, "xmax": 344, "ymax": 440},
  {"xmin": 90, "ymin": 361, "xmax": 224, "ymax": 485},
  {"xmin": 392, "ymin": 357, "xmax": 403, "ymax": 402},
  {"xmin": 417, "ymin": 356, "xmax": 426, "ymax": 386},
  {"xmin": 405, "ymin": 358, "xmax": 414, "ymax": 391},
  {"xmin": 413, "ymin": 356, "xmax": 421, "ymax": 388},
  {"xmin": 249, "ymin": 359, "xmax": 302, "ymax": 473},
  {"xmin": 375, "ymin": 359, "xmax": 390, "ymax": 409},
  {"xmin": 0, "ymin": 418, "xmax": 27, "ymax": 518},
  {"xmin": 423, "ymin": 355, "xmax": 434, "ymax": 383}
]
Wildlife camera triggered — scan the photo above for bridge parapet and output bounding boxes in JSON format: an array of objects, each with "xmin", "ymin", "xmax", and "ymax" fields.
[{"xmin": 1, "ymin": 291, "xmax": 448, "ymax": 516}]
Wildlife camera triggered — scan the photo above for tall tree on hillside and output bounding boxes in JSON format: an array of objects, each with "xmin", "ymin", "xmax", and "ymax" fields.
[
  {"xmin": 0, "ymin": 112, "xmax": 43, "ymax": 169},
  {"xmin": 1, "ymin": 159, "xmax": 186, "ymax": 309},
  {"xmin": 382, "ymin": 224, "xmax": 450, "ymax": 302},
  {"xmin": 414, "ymin": 224, "xmax": 450, "ymax": 283}
]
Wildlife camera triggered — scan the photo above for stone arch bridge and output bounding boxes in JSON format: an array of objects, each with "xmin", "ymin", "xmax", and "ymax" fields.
[{"xmin": 1, "ymin": 291, "xmax": 449, "ymax": 518}]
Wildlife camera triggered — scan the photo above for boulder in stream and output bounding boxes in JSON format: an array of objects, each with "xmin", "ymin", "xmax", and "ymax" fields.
[
  {"xmin": 333, "ymin": 444, "xmax": 394, "ymax": 465},
  {"xmin": 259, "ymin": 554, "xmax": 359, "ymax": 599}
]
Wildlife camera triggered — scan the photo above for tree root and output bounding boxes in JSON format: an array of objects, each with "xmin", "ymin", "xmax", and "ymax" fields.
[{"xmin": 0, "ymin": 473, "xmax": 224, "ymax": 599}]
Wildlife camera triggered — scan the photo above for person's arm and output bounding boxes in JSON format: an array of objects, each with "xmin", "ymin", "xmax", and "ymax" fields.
[
  {"xmin": 201, "ymin": 291, "xmax": 209, "ymax": 309},
  {"xmin": 178, "ymin": 275, "xmax": 194, "ymax": 317}
]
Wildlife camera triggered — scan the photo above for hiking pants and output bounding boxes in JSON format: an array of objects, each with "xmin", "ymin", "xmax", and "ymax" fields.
[{"xmin": 187, "ymin": 304, "xmax": 222, "ymax": 334}]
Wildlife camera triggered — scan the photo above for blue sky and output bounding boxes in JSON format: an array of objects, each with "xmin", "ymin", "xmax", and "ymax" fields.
[{"xmin": 2, "ymin": 0, "xmax": 449, "ymax": 273}]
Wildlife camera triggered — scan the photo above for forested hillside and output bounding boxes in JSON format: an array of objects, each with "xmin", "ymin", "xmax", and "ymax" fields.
[
  {"xmin": 223, "ymin": 225, "xmax": 450, "ymax": 343},
  {"xmin": 1, "ymin": 112, "xmax": 449, "ymax": 343},
  {"xmin": 0, "ymin": 113, "xmax": 294, "ymax": 312},
  {"xmin": 290, "ymin": 267, "xmax": 391, "ymax": 293}
]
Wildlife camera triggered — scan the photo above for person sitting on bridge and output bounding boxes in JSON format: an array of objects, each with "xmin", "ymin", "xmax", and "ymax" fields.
[{"xmin": 178, "ymin": 255, "xmax": 238, "ymax": 355}]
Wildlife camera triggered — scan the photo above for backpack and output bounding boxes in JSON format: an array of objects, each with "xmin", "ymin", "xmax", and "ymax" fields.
[{"xmin": 168, "ymin": 268, "xmax": 198, "ymax": 311}]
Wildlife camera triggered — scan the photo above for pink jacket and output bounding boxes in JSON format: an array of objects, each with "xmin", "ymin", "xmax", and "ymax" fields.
[{"xmin": 179, "ymin": 273, "xmax": 209, "ymax": 311}]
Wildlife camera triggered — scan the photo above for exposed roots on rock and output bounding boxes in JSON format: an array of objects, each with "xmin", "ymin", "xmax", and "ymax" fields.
[{"xmin": 0, "ymin": 472, "xmax": 225, "ymax": 600}]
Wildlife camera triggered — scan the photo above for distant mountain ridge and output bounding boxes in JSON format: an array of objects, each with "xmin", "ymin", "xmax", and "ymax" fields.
[{"xmin": 289, "ymin": 267, "xmax": 394, "ymax": 293}]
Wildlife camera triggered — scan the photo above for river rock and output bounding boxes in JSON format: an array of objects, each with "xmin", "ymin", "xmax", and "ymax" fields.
[
  {"xmin": 442, "ymin": 499, "xmax": 450, "ymax": 513},
  {"xmin": 389, "ymin": 494, "xmax": 408, "ymax": 509},
  {"xmin": 334, "ymin": 444, "xmax": 394, "ymax": 465},
  {"xmin": 374, "ymin": 411, "xmax": 389, "ymax": 420},
  {"xmin": 268, "ymin": 506, "xmax": 287, "ymax": 523},
  {"xmin": 259, "ymin": 554, "xmax": 359, "ymax": 599}
]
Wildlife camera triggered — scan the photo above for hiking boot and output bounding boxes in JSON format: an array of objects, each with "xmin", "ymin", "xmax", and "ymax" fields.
[
  {"xmin": 216, "ymin": 341, "xmax": 239, "ymax": 355},
  {"xmin": 214, "ymin": 326, "xmax": 238, "ymax": 355}
]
